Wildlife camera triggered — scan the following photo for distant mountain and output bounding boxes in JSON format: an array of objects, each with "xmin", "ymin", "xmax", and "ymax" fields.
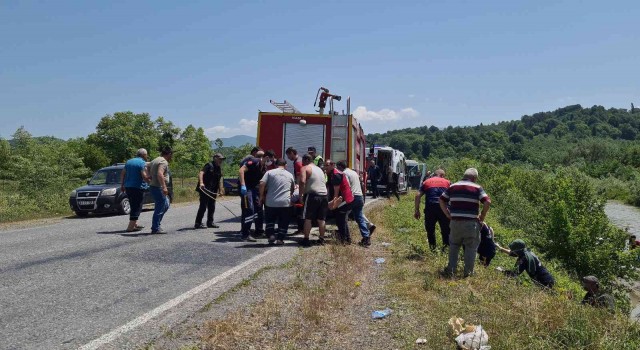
[{"xmin": 212, "ymin": 135, "xmax": 256, "ymax": 148}]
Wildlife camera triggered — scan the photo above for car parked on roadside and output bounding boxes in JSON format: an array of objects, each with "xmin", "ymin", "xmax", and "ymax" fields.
[{"xmin": 69, "ymin": 164, "xmax": 173, "ymax": 217}]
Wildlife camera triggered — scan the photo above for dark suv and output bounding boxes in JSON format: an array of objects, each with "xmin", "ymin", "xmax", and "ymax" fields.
[{"xmin": 69, "ymin": 164, "xmax": 173, "ymax": 217}]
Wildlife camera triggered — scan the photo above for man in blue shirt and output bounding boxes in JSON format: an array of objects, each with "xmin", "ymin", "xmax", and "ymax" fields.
[{"xmin": 120, "ymin": 148, "xmax": 150, "ymax": 232}]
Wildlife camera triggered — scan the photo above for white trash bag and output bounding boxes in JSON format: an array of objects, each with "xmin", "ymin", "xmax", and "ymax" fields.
[{"xmin": 454, "ymin": 325, "xmax": 489, "ymax": 350}]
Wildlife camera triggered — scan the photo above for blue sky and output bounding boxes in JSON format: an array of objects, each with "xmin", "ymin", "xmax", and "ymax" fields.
[{"xmin": 1, "ymin": 0, "xmax": 638, "ymax": 140}]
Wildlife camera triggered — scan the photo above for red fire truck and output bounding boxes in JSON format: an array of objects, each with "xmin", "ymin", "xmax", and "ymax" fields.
[{"xmin": 256, "ymin": 97, "xmax": 368, "ymax": 178}]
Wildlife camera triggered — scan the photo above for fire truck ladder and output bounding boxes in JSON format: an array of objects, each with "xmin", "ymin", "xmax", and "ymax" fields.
[{"xmin": 270, "ymin": 100, "xmax": 301, "ymax": 113}]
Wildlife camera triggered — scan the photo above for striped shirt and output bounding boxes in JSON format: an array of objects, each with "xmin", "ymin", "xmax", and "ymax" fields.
[{"xmin": 440, "ymin": 180, "xmax": 490, "ymax": 220}]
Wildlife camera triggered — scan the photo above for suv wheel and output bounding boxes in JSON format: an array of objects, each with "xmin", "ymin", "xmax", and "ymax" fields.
[{"xmin": 119, "ymin": 197, "xmax": 131, "ymax": 215}]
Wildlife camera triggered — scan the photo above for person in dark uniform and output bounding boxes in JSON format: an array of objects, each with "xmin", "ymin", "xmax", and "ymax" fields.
[
  {"xmin": 367, "ymin": 159, "xmax": 381, "ymax": 198},
  {"xmin": 239, "ymin": 150, "xmax": 270, "ymax": 241},
  {"xmin": 414, "ymin": 169, "xmax": 450, "ymax": 251},
  {"xmin": 477, "ymin": 223, "xmax": 496, "ymax": 266},
  {"xmin": 581, "ymin": 275, "xmax": 615, "ymax": 312},
  {"xmin": 497, "ymin": 239, "xmax": 555, "ymax": 288},
  {"xmin": 194, "ymin": 153, "xmax": 224, "ymax": 229},
  {"xmin": 386, "ymin": 164, "xmax": 400, "ymax": 200}
]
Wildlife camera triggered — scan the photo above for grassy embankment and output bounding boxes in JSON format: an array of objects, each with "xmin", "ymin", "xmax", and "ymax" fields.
[
  {"xmin": 380, "ymin": 192, "xmax": 640, "ymax": 349},
  {"xmin": 155, "ymin": 194, "xmax": 640, "ymax": 350},
  {"xmin": 0, "ymin": 177, "xmax": 201, "ymax": 224}
]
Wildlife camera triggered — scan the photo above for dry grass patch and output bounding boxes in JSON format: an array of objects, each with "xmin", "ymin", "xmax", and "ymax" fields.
[{"xmin": 152, "ymin": 200, "xmax": 399, "ymax": 350}]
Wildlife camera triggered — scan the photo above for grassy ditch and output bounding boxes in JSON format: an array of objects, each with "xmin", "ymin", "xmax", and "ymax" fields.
[{"xmin": 380, "ymin": 192, "xmax": 640, "ymax": 349}]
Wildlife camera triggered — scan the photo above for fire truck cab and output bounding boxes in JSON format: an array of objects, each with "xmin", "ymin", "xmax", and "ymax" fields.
[{"xmin": 256, "ymin": 112, "xmax": 367, "ymax": 178}]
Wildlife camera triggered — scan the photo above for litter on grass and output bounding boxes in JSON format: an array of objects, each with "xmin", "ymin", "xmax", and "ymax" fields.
[
  {"xmin": 448, "ymin": 316, "xmax": 489, "ymax": 350},
  {"xmin": 371, "ymin": 308, "xmax": 392, "ymax": 319},
  {"xmin": 415, "ymin": 338, "xmax": 427, "ymax": 344},
  {"xmin": 374, "ymin": 258, "xmax": 385, "ymax": 264}
]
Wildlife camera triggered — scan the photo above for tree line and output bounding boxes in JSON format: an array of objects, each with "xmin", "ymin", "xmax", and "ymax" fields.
[{"xmin": 367, "ymin": 104, "xmax": 640, "ymax": 205}]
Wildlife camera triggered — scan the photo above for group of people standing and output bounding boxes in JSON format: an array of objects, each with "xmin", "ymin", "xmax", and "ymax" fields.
[
  {"xmin": 413, "ymin": 167, "xmax": 615, "ymax": 311},
  {"xmin": 366, "ymin": 159, "xmax": 400, "ymax": 200},
  {"xmin": 237, "ymin": 146, "xmax": 376, "ymax": 247},
  {"xmin": 120, "ymin": 147, "xmax": 174, "ymax": 234}
]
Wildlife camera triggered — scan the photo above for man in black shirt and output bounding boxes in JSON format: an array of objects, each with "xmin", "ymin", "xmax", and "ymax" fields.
[
  {"xmin": 239, "ymin": 150, "xmax": 270, "ymax": 241},
  {"xmin": 195, "ymin": 153, "xmax": 225, "ymax": 229}
]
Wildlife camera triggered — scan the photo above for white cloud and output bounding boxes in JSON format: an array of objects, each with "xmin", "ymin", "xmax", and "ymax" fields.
[
  {"xmin": 239, "ymin": 118, "xmax": 257, "ymax": 129},
  {"xmin": 205, "ymin": 119, "xmax": 258, "ymax": 138},
  {"xmin": 353, "ymin": 106, "xmax": 420, "ymax": 122}
]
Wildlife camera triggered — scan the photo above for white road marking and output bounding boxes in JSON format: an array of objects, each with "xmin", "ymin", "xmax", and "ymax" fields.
[{"xmin": 78, "ymin": 247, "xmax": 278, "ymax": 350}]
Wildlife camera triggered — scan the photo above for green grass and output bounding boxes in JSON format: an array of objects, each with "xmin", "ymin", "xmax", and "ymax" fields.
[{"xmin": 377, "ymin": 192, "xmax": 640, "ymax": 349}]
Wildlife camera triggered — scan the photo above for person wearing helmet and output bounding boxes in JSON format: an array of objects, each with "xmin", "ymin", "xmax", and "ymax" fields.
[{"xmin": 496, "ymin": 239, "xmax": 555, "ymax": 288}]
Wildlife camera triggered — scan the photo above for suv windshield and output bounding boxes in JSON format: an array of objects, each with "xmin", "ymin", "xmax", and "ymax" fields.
[{"xmin": 89, "ymin": 169, "xmax": 122, "ymax": 185}]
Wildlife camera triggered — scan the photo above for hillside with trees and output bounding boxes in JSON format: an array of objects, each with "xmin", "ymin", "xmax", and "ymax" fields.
[{"xmin": 367, "ymin": 104, "xmax": 640, "ymax": 205}]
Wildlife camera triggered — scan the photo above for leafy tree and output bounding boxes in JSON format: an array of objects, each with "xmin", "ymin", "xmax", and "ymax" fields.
[
  {"xmin": 214, "ymin": 138, "xmax": 224, "ymax": 150},
  {"xmin": 67, "ymin": 138, "xmax": 110, "ymax": 171},
  {"xmin": 155, "ymin": 117, "xmax": 181, "ymax": 151},
  {"xmin": 87, "ymin": 111, "xmax": 159, "ymax": 163}
]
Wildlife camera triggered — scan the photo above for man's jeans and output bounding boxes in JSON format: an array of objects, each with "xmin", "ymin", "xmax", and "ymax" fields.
[
  {"xmin": 351, "ymin": 195, "xmax": 370, "ymax": 238},
  {"xmin": 446, "ymin": 219, "xmax": 480, "ymax": 277},
  {"xmin": 150, "ymin": 186, "xmax": 170, "ymax": 232}
]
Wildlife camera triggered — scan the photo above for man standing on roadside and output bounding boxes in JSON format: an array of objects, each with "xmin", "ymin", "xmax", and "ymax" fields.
[
  {"xmin": 340, "ymin": 161, "xmax": 375, "ymax": 247},
  {"xmin": 195, "ymin": 153, "xmax": 225, "ymax": 229},
  {"xmin": 120, "ymin": 148, "xmax": 150, "ymax": 232},
  {"xmin": 326, "ymin": 159, "xmax": 355, "ymax": 244},
  {"xmin": 259, "ymin": 158, "xmax": 295, "ymax": 245},
  {"xmin": 414, "ymin": 169, "xmax": 451, "ymax": 252},
  {"xmin": 299, "ymin": 154, "xmax": 328, "ymax": 247},
  {"xmin": 367, "ymin": 159, "xmax": 381, "ymax": 198},
  {"xmin": 386, "ymin": 164, "xmax": 400, "ymax": 200},
  {"xmin": 149, "ymin": 147, "xmax": 173, "ymax": 234},
  {"xmin": 439, "ymin": 168, "xmax": 491, "ymax": 277},
  {"xmin": 286, "ymin": 147, "xmax": 305, "ymax": 234},
  {"xmin": 239, "ymin": 150, "xmax": 269, "ymax": 241}
]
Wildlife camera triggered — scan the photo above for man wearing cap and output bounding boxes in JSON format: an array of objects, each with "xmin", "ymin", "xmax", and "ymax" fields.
[
  {"xmin": 581, "ymin": 276, "xmax": 615, "ymax": 312},
  {"xmin": 149, "ymin": 146, "xmax": 173, "ymax": 234},
  {"xmin": 308, "ymin": 146, "xmax": 324, "ymax": 168},
  {"xmin": 439, "ymin": 168, "xmax": 491, "ymax": 277},
  {"xmin": 496, "ymin": 239, "xmax": 555, "ymax": 288},
  {"xmin": 194, "ymin": 153, "xmax": 225, "ymax": 229}
]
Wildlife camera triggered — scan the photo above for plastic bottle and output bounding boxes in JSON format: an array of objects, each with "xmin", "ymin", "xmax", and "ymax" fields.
[{"xmin": 371, "ymin": 308, "xmax": 392, "ymax": 319}]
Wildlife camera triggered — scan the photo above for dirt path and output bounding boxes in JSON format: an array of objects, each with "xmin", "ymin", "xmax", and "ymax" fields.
[{"xmin": 148, "ymin": 201, "xmax": 400, "ymax": 350}]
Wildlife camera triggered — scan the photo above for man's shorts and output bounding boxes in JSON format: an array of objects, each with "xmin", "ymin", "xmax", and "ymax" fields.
[{"xmin": 302, "ymin": 193, "xmax": 328, "ymax": 221}]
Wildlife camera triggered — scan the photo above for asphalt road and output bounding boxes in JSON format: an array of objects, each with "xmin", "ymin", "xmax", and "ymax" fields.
[{"xmin": 0, "ymin": 198, "xmax": 303, "ymax": 349}]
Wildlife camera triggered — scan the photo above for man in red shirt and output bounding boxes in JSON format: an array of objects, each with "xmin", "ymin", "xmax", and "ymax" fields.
[
  {"xmin": 414, "ymin": 169, "xmax": 451, "ymax": 252},
  {"xmin": 325, "ymin": 159, "xmax": 355, "ymax": 244}
]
